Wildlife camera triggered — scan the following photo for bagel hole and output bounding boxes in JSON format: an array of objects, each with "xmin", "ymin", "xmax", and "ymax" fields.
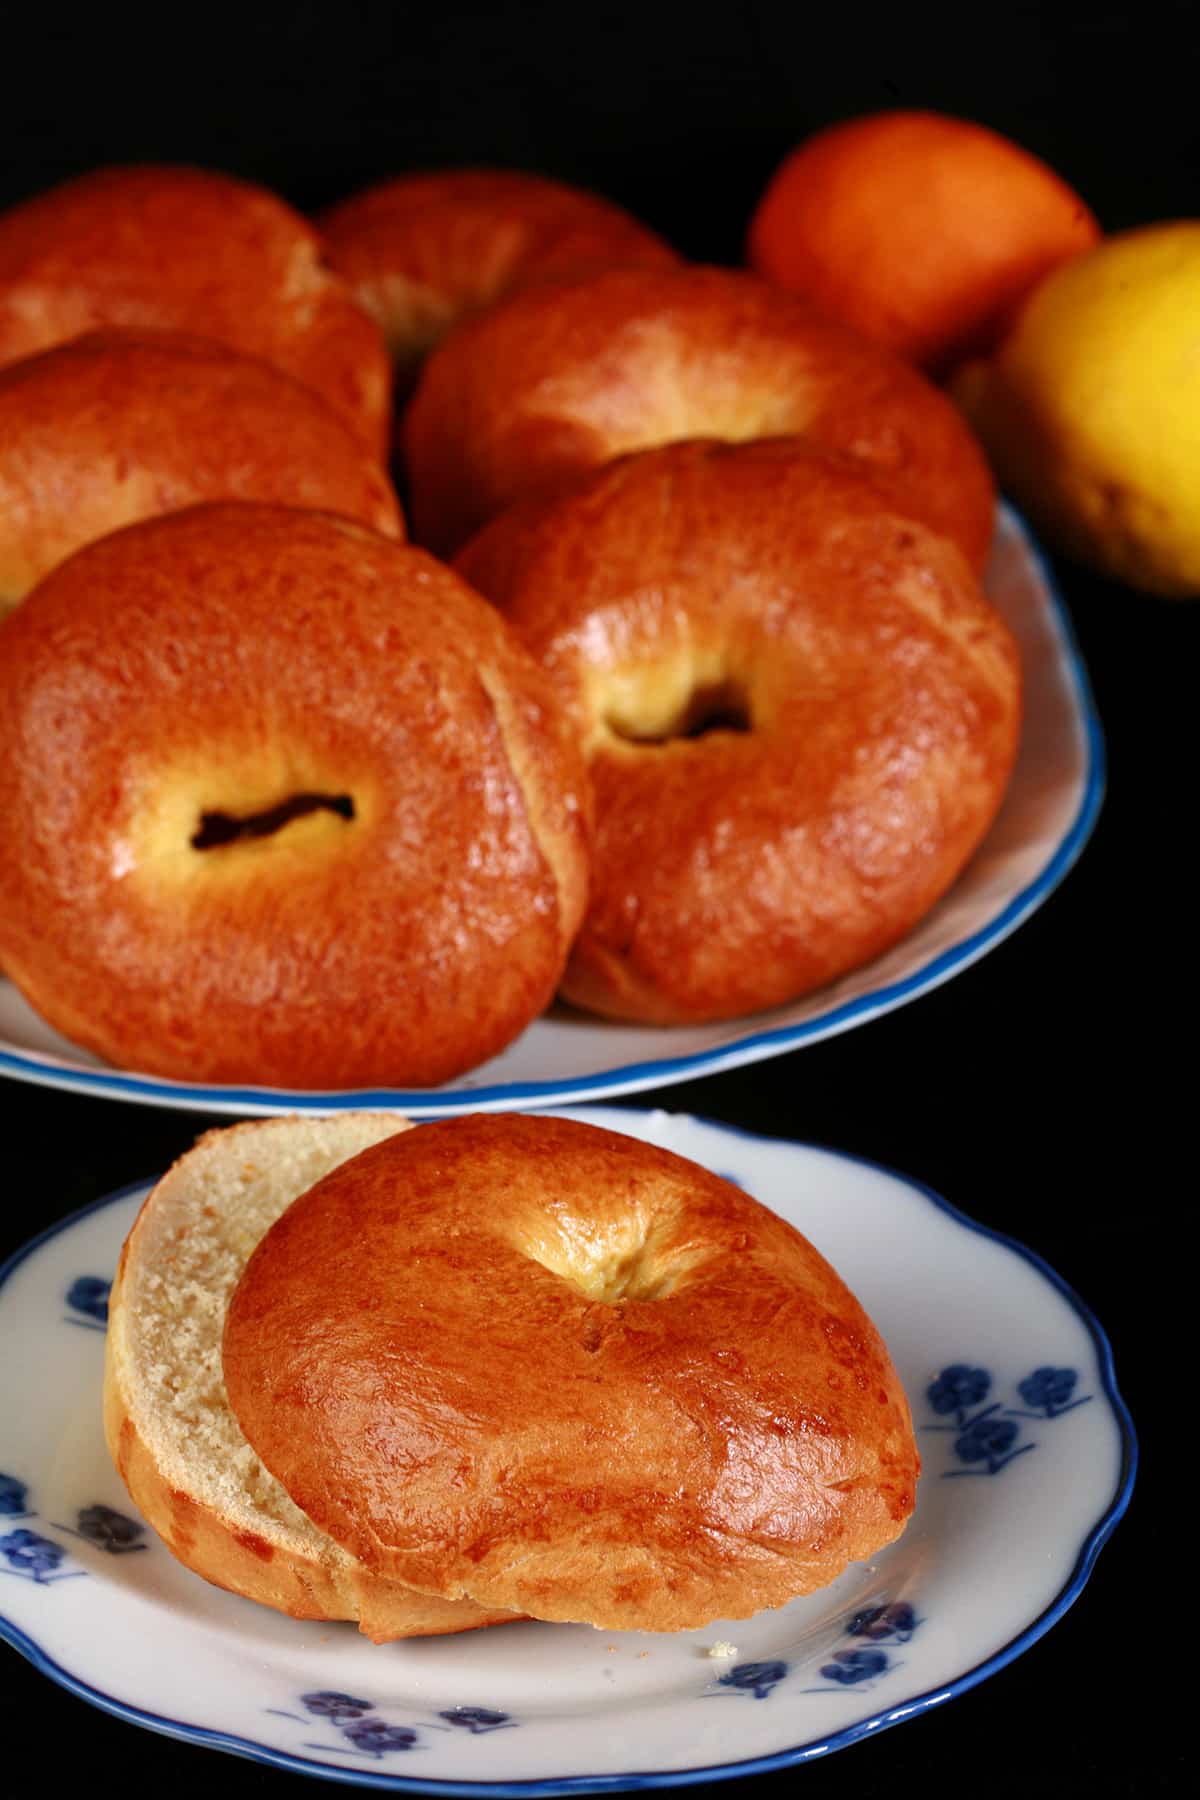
[
  {"xmin": 191, "ymin": 792, "xmax": 355, "ymax": 850},
  {"xmin": 520, "ymin": 1222, "xmax": 690, "ymax": 1305},
  {"xmin": 606, "ymin": 678, "xmax": 752, "ymax": 745},
  {"xmin": 594, "ymin": 1249, "xmax": 678, "ymax": 1304}
]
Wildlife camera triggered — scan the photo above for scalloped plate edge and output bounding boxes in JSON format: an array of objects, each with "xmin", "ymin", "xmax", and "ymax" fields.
[{"xmin": 0, "ymin": 1111, "xmax": 1137, "ymax": 1793}]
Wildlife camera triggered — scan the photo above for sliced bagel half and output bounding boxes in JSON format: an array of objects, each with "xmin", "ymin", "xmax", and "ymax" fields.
[{"xmin": 103, "ymin": 1112, "xmax": 519, "ymax": 1640}]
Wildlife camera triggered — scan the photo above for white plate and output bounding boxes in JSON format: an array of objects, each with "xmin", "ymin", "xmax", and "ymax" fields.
[
  {"xmin": 0, "ymin": 1107, "xmax": 1134, "ymax": 1792},
  {"xmin": 0, "ymin": 506, "xmax": 1103, "ymax": 1118}
]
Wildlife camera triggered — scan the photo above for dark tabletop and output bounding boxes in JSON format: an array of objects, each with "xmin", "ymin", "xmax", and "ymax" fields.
[{"xmin": 0, "ymin": 3, "xmax": 1184, "ymax": 1793}]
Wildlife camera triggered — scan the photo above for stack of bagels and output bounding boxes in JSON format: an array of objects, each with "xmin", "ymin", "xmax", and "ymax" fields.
[{"xmin": 0, "ymin": 161, "xmax": 1022, "ymax": 1089}]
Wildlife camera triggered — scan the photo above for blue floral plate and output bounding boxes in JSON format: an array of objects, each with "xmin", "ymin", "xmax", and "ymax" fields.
[
  {"xmin": 0, "ymin": 1107, "xmax": 1134, "ymax": 1793},
  {"xmin": 0, "ymin": 506, "xmax": 1102, "ymax": 1118}
]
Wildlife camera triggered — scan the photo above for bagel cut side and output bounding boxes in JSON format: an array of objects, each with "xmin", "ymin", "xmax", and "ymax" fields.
[
  {"xmin": 402, "ymin": 263, "xmax": 996, "ymax": 562},
  {"xmin": 458, "ymin": 439, "xmax": 1022, "ymax": 1025},
  {"xmin": 0, "ymin": 165, "xmax": 392, "ymax": 455},
  {"xmin": 225, "ymin": 1112, "xmax": 920, "ymax": 1633},
  {"xmin": 0, "ymin": 328, "xmax": 402, "ymax": 617},
  {"xmin": 0, "ymin": 503, "xmax": 590, "ymax": 1087},
  {"xmin": 104, "ymin": 1114, "xmax": 519, "ymax": 1640},
  {"xmin": 320, "ymin": 168, "xmax": 679, "ymax": 385}
]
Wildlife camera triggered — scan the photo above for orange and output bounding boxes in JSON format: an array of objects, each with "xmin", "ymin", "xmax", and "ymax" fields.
[{"xmin": 747, "ymin": 110, "xmax": 1100, "ymax": 374}]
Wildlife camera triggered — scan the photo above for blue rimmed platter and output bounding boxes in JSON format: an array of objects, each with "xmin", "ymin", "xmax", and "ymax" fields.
[
  {"xmin": 0, "ymin": 1106, "xmax": 1135, "ymax": 1792},
  {"xmin": 0, "ymin": 505, "xmax": 1102, "ymax": 1117}
]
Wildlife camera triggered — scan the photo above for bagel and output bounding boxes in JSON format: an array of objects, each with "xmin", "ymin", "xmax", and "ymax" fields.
[
  {"xmin": 0, "ymin": 328, "xmax": 402, "ymax": 617},
  {"xmin": 0, "ymin": 503, "xmax": 589, "ymax": 1087},
  {"xmin": 457, "ymin": 439, "xmax": 1022, "ymax": 1025},
  {"xmin": 104, "ymin": 1113, "xmax": 517, "ymax": 1639},
  {"xmin": 319, "ymin": 168, "xmax": 679, "ymax": 385},
  {"xmin": 402, "ymin": 264, "xmax": 996, "ymax": 561},
  {"xmin": 0, "ymin": 165, "xmax": 392, "ymax": 454},
  {"xmin": 224, "ymin": 1112, "xmax": 920, "ymax": 1632}
]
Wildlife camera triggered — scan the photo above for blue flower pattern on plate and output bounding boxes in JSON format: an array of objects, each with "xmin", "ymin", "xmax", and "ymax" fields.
[
  {"xmin": 819, "ymin": 1648, "xmax": 890, "ymax": 1686},
  {"xmin": 712, "ymin": 1606, "xmax": 924, "ymax": 1702},
  {"xmin": 298, "ymin": 1691, "xmax": 372, "ymax": 1722},
  {"xmin": 342, "ymin": 1720, "xmax": 419, "ymax": 1757},
  {"xmin": 803, "ymin": 1598, "xmax": 921, "ymax": 1692},
  {"xmin": 0, "ymin": 1527, "xmax": 85, "ymax": 1585},
  {"xmin": 266, "ymin": 1693, "xmax": 516, "ymax": 1760},
  {"xmin": 924, "ymin": 1362, "xmax": 1091, "ymax": 1475},
  {"xmin": 0, "ymin": 1477, "xmax": 147, "ymax": 1579},
  {"xmin": 1012, "ymin": 1366, "xmax": 1093, "ymax": 1419},
  {"xmin": 54, "ymin": 1504, "xmax": 147, "ymax": 1554},
  {"xmin": 951, "ymin": 1411, "xmax": 1030, "ymax": 1475},
  {"xmin": 928, "ymin": 1363, "xmax": 990, "ymax": 1418},
  {"xmin": 717, "ymin": 1660, "xmax": 789, "ymax": 1700},
  {"xmin": 438, "ymin": 1708, "xmax": 515, "ymax": 1733},
  {"xmin": 64, "ymin": 1276, "xmax": 110, "ymax": 1330},
  {"xmin": 845, "ymin": 1601, "xmax": 918, "ymax": 1643}
]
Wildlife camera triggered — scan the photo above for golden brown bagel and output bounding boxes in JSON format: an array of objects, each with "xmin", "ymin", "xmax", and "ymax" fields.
[
  {"xmin": 458, "ymin": 440, "xmax": 1021, "ymax": 1024},
  {"xmin": 105, "ymin": 1113, "xmax": 517, "ymax": 1640},
  {"xmin": 0, "ymin": 504, "xmax": 589, "ymax": 1087},
  {"xmin": 319, "ymin": 168, "xmax": 679, "ymax": 384},
  {"xmin": 402, "ymin": 264, "xmax": 996, "ymax": 561},
  {"xmin": 0, "ymin": 165, "xmax": 392, "ymax": 454},
  {"xmin": 0, "ymin": 329, "xmax": 402, "ymax": 616},
  {"xmin": 225, "ymin": 1112, "xmax": 920, "ymax": 1632}
]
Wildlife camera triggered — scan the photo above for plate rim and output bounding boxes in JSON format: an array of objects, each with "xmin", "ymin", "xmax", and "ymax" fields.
[
  {"xmin": 0, "ymin": 1110, "xmax": 1138, "ymax": 1794},
  {"xmin": 0, "ymin": 505, "xmax": 1106, "ymax": 1118}
]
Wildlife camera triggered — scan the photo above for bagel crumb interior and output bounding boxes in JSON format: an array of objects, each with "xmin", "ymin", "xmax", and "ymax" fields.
[{"xmin": 114, "ymin": 1116, "xmax": 408, "ymax": 1560}]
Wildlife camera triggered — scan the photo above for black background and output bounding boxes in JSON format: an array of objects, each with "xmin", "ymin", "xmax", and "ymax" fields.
[{"xmin": 0, "ymin": 2, "xmax": 1185, "ymax": 1793}]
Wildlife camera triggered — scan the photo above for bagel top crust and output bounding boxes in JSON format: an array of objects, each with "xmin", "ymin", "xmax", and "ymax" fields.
[
  {"xmin": 0, "ymin": 165, "xmax": 392, "ymax": 455},
  {"xmin": 0, "ymin": 329, "xmax": 402, "ymax": 615},
  {"xmin": 458, "ymin": 439, "xmax": 1022, "ymax": 1025},
  {"xmin": 223, "ymin": 1112, "xmax": 920, "ymax": 1632},
  {"xmin": 319, "ymin": 169, "xmax": 680, "ymax": 381},
  {"xmin": 402, "ymin": 264, "xmax": 996, "ymax": 561},
  {"xmin": 0, "ymin": 504, "xmax": 590, "ymax": 1088}
]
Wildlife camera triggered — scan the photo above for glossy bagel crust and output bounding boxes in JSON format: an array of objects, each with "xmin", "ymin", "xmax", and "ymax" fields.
[
  {"xmin": 0, "ymin": 165, "xmax": 392, "ymax": 454},
  {"xmin": 224, "ymin": 1112, "xmax": 920, "ymax": 1632},
  {"xmin": 0, "ymin": 504, "xmax": 590, "ymax": 1087},
  {"xmin": 458, "ymin": 440, "xmax": 1022, "ymax": 1024},
  {"xmin": 0, "ymin": 329, "xmax": 402, "ymax": 615},
  {"xmin": 402, "ymin": 264, "xmax": 996, "ymax": 560},
  {"xmin": 320, "ymin": 168, "xmax": 679, "ymax": 381}
]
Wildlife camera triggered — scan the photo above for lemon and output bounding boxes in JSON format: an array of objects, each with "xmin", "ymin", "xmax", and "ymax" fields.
[{"xmin": 953, "ymin": 222, "xmax": 1200, "ymax": 597}]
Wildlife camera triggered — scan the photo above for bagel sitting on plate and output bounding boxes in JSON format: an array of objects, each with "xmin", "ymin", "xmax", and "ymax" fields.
[
  {"xmin": 457, "ymin": 439, "xmax": 1022, "ymax": 1025},
  {"xmin": 0, "ymin": 164, "xmax": 392, "ymax": 454},
  {"xmin": 0, "ymin": 503, "xmax": 590, "ymax": 1088},
  {"xmin": 319, "ymin": 168, "xmax": 679, "ymax": 386},
  {"xmin": 402, "ymin": 263, "xmax": 996, "ymax": 562},
  {"xmin": 104, "ymin": 1113, "xmax": 519, "ymax": 1640},
  {"xmin": 222, "ymin": 1111, "xmax": 920, "ymax": 1632},
  {"xmin": 0, "ymin": 329, "xmax": 402, "ymax": 617}
]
